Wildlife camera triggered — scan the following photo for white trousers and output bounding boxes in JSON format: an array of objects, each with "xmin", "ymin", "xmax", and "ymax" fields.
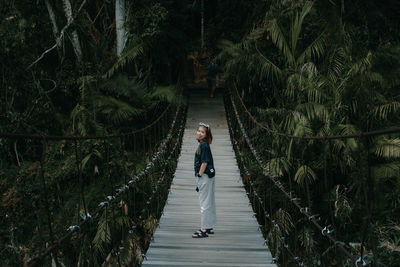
[{"xmin": 197, "ymin": 174, "xmax": 217, "ymax": 229}]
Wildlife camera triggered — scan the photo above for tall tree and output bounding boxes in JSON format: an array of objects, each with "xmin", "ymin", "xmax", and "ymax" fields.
[
  {"xmin": 45, "ymin": 0, "xmax": 62, "ymax": 57},
  {"xmin": 62, "ymin": 0, "xmax": 83, "ymax": 63},
  {"xmin": 116, "ymin": 0, "xmax": 127, "ymax": 56}
]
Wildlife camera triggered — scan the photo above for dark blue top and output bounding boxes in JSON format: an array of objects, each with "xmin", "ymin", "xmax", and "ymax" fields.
[
  {"xmin": 194, "ymin": 142, "xmax": 215, "ymax": 177},
  {"xmin": 206, "ymin": 64, "xmax": 222, "ymax": 79}
]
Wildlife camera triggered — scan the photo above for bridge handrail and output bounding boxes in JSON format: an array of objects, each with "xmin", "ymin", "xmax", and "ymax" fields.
[
  {"xmin": 226, "ymin": 108, "xmax": 306, "ymax": 266},
  {"xmin": 0, "ymin": 102, "xmax": 172, "ymax": 140},
  {"xmin": 232, "ymin": 84, "xmax": 400, "ymax": 139},
  {"xmin": 26, "ymin": 103, "xmax": 186, "ymax": 266},
  {"xmin": 227, "ymin": 87, "xmax": 364, "ymax": 266}
]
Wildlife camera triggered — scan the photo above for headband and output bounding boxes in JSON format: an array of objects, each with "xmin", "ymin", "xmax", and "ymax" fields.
[{"xmin": 199, "ymin": 122, "xmax": 210, "ymax": 129}]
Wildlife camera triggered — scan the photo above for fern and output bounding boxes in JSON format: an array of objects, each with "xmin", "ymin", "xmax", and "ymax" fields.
[
  {"xmin": 148, "ymin": 85, "xmax": 177, "ymax": 103},
  {"xmin": 95, "ymin": 95, "xmax": 144, "ymax": 124},
  {"xmin": 104, "ymin": 37, "xmax": 145, "ymax": 79}
]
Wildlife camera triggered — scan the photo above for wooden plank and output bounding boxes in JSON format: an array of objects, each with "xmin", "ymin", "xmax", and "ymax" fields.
[{"xmin": 142, "ymin": 90, "xmax": 275, "ymax": 267}]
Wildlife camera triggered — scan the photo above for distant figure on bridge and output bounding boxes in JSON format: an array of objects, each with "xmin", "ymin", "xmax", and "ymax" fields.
[
  {"xmin": 192, "ymin": 122, "xmax": 216, "ymax": 238},
  {"xmin": 206, "ymin": 60, "xmax": 222, "ymax": 98}
]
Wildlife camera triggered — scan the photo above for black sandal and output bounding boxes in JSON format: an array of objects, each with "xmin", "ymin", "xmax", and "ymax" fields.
[
  {"xmin": 206, "ymin": 228, "xmax": 214, "ymax": 234},
  {"xmin": 192, "ymin": 230, "xmax": 208, "ymax": 238}
]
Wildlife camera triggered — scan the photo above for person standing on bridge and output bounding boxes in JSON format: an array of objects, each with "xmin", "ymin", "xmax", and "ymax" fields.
[
  {"xmin": 192, "ymin": 122, "xmax": 216, "ymax": 238},
  {"xmin": 206, "ymin": 60, "xmax": 222, "ymax": 98}
]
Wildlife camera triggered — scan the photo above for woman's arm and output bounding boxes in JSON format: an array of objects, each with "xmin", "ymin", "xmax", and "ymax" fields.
[{"xmin": 198, "ymin": 162, "xmax": 208, "ymax": 176}]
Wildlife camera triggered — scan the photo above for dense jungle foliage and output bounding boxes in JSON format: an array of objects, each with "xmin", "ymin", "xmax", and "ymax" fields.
[
  {"xmin": 217, "ymin": 0, "xmax": 400, "ymax": 266},
  {"xmin": 1, "ymin": 0, "xmax": 400, "ymax": 266},
  {"xmin": 1, "ymin": 0, "xmax": 190, "ymax": 265}
]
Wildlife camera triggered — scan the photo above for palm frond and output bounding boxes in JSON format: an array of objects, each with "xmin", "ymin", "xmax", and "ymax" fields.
[
  {"xmin": 70, "ymin": 103, "xmax": 104, "ymax": 136},
  {"xmin": 372, "ymin": 138, "xmax": 400, "ymax": 159},
  {"xmin": 149, "ymin": 85, "xmax": 174, "ymax": 101},
  {"xmin": 95, "ymin": 96, "xmax": 144, "ymax": 124},
  {"xmin": 326, "ymin": 47, "xmax": 346, "ymax": 84},
  {"xmin": 366, "ymin": 71, "xmax": 385, "ymax": 86},
  {"xmin": 286, "ymin": 73, "xmax": 304, "ymax": 98},
  {"xmin": 307, "ymin": 85, "xmax": 325, "ymax": 103},
  {"xmin": 296, "ymin": 102, "xmax": 329, "ymax": 124},
  {"xmin": 81, "ymin": 148, "xmax": 102, "ymax": 170},
  {"xmin": 297, "ymin": 28, "xmax": 327, "ymax": 65},
  {"xmin": 298, "ymin": 226, "xmax": 317, "ymax": 254},
  {"xmin": 104, "ymin": 38, "xmax": 145, "ymax": 79},
  {"xmin": 290, "ymin": 1, "xmax": 313, "ymax": 56},
  {"xmin": 273, "ymin": 208, "xmax": 294, "ymax": 235},
  {"xmin": 334, "ymin": 124, "xmax": 359, "ymax": 152},
  {"xmin": 253, "ymin": 45, "xmax": 283, "ymax": 82},
  {"xmin": 217, "ymin": 39, "xmax": 244, "ymax": 59},
  {"xmin": 342, "ymin": 56, "xmax": 372, "ymax": 83},
  {"xmin": 93, "ymin": 210, "xmax": 112, "ymax": 256},
  {"xmin": 371, "ymin": 162, "xmax": 400, "ymax": 179},
  {"xmin": 293, "ymin": 118, "xmax": 313, "ymax": 137},
  {"xmin": 300, "ymin": 62, "xmax": 318, "ymax": 78},
  {"xmin": 266, "ymin": 157, "xmax": 291, "ymax": 177},
  {"xmin": 372, "ymin": 101, "xmax": 400, "ymax": 120},
  {"xmin": 282, "ymin": 111, "xmax": 311, "ymax": 136},
  {"xmin": 336, "ymin": 123, "xmax": 359, "ymax": 135},
  {"xmin": 267, "ymin": 19, "xmax": 295, "ymax": 65},
  {"xmin": 294, "ymin": 165, "xmax": 318, "ymax": 185}
]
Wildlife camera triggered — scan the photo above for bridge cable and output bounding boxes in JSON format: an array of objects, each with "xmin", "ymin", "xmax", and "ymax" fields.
[
  {"xmin": 26, "ymin": 103, "xmax": 184, "ymax": 266},
  {"xmin": 0, "ymin": 103, "xmax": 171, "ymax": 140},
  {"xmin": 230, "ymin": 83, "xmax": 398, "ymax": 266},
  {"xmin": 232, "ymin": 84, "xmax": 400, "ymax": 140},
  {"xmin": 227, "ymin": 89, "xmax": 362, "ymax": 266},
  {"xmin": 226, "ymin": 101, "xmax": 307, "ymax": 266}
]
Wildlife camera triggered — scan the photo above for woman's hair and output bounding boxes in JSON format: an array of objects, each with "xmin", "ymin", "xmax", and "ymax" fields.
[{"xmin": 198, "ymin": 123, "xmax": 213, "ymax": 144}]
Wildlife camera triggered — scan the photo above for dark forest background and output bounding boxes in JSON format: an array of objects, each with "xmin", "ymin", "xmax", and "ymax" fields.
[{"xmin": 1, "ymin": 0, "xmax": 399, "ymax": 266}]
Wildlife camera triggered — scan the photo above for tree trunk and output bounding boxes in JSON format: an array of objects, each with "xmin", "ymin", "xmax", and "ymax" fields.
[
  {"xmin": 45, "ymin": 0, "xmax": 62, "ymax": 57},
  {"xmin": 62, "ymin": 0, "xmax": 83, "ymax": 63},
  {"xmin": 116, "ymin": 0, "xmax": 127, "ymax": 57}
]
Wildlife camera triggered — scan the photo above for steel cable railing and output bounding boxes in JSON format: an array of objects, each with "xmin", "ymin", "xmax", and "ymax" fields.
[
  {"xmin": 0, "ymin": 103, "xmax": 172, "ymax": 140},
  {"xmin": 225, "ymin": 107, "xmax": 307, "ymax": 266},
  {"xmin": 0, "ymin": 89, "xmax": 187, "ymax": 266},
  {"xmin": 231, "ymin": 84, "xmax": 400, "ymax": 140},
  {"xmin": 224, "ymin": 85, "xmax": 397, "ymax": 266},
  {"xmin": 26, "ymin": 104, "xmax": 186, "ymax": 266},
  {"xmin": 100, "ymin": 106, "xmax": 187, "ymax": 265}
]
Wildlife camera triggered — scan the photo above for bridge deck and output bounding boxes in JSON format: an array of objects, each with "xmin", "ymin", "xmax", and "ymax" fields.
[{"xmin": 142, "ymin": 89, "xmax": 275, "ymax": 267}]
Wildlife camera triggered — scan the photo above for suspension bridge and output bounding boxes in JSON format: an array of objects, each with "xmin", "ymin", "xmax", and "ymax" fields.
[
  {"xmin": 142, "ymin": 89, "xmax": 274, "ymax": 266},
  {"xmin": 1, "ymin": 83, "xmax": 399, "ymax": 266}
]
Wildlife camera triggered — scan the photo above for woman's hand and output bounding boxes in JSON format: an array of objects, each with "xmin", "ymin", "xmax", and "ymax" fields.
[{"xmin": 199, "ymin": 162, "xmax": 208, "ymax": 177}]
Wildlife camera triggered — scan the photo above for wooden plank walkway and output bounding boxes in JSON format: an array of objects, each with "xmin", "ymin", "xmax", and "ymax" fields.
[{"xmin": 142, "ymin": 89, "xmax": 276, "ymax": 267}]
